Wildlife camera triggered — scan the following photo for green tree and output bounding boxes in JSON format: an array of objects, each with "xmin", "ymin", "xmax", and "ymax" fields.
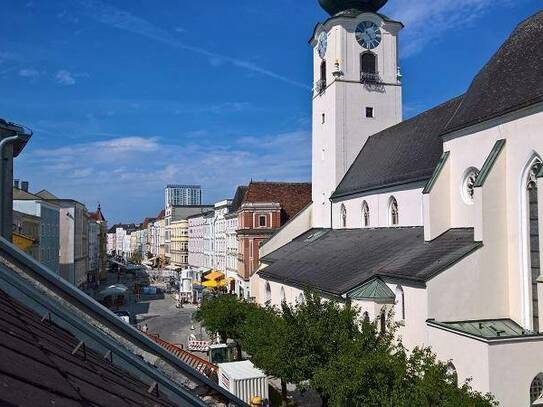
[
  {"xmin": 193, "ymin": 294, "xmax": 256, "ymax": 358},
  {"xmin": 240, "ymin": 304, "xmax": 301, "ymax": 406},
  {"xmin": 280, "ymin": 291, "xmax": 361, "ymax": 406},
  {"xmin": 308, "ymin": 305, "xmax": 496, "ymax": 407}
]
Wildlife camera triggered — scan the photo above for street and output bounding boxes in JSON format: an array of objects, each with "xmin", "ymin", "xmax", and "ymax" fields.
[{"xmin": 136, "ymin": 295, "xmax": 208, "ymax": 348}]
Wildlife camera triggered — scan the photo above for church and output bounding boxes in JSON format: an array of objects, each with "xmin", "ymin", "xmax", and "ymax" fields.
[{"xmin": 251, "ymin": 0, "xmax": 543, "ymax": 405}]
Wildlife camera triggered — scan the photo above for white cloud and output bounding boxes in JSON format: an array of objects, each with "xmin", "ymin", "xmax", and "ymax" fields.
[
  {"xmin": 56, "ymin": 70, "xmax": 76, "ymax": 85},
  {"xmin": 18, "ymin": 68, "xmax": 40, "ymax": 78},
  {"xmin": 18, "ymin": 131, "xmax": 311, "ymax": 222},
  {"xmin": 383, "ymin": 0, "xmax": 515, "ymax": 57}
]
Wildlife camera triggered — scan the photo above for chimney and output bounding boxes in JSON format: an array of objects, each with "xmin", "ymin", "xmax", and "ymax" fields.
[
  {"xmin": 13, "ymin": 179, "xmax": 19, "ymax": 189},
  {"xmin": 21, "ymin": 181, "xmax": 29, "ymax": 192}
]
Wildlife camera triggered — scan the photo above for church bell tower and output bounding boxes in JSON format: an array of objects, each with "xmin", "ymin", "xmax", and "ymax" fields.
[{"xmin": 311, "ymin": 0, "xmax": 403, "ymax": 228}]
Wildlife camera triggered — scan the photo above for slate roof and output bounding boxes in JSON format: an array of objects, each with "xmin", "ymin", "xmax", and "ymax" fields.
[
  {"xmin": 0, "ymin": 288, "xmax": 176, "ymax": 407},
  {"xmin": 243, "ymin": 182, "xmax": 312, "ymax": 223},
  {"xmin": 259, "ymin": 227, "xmax": 481, "ymax": 295},
  {"xmin": 444, "ymin": 11, "xmax": 543, "ymax": 134},
  {"xmin": 13, "ymin": 187, "xmax": 42, "ymax": 201},
  {"xmin": 332, "ymin": 96, "xmax": 463, "ymax": 199},
  {"xmin": 35, "ymin": 189, "xmax": 60, "ymax": 200}
]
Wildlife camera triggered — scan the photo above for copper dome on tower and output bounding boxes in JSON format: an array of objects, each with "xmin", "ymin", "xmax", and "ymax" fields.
[{"xmin": 318, "ymin": 0, "xmax": 388, "ymax": 15}]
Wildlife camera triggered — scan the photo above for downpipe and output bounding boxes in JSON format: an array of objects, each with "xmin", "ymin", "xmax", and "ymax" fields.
[{"xmin": 0, "ymin": 134, "xmax": 23, "ymax": 238}]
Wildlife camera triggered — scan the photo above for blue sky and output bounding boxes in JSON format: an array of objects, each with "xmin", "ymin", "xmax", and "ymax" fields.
[{"xmin": 1, "ymin": 0, "xmax": 540, "ymax": 224}]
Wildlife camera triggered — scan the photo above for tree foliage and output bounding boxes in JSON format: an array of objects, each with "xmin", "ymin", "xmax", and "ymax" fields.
[
  {"xmin": 195, "ymin": 290, "xmax": 496, "ymax": 407},
  {"xmin": 193, "ymin": 294, "xmax": 256, "ymax": 345}
]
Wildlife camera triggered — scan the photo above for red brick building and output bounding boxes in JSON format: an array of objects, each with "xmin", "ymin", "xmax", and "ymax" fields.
[{"xmin": 236, "ymin": 182, "xmax": 311, "ymax": 297}]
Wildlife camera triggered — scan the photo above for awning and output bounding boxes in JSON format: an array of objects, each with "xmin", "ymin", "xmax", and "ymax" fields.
[
  {"xmin": 202, "ymin": 280, "xmax": 220, "ymax": 288},
  {"xmin": 12, "ymin": 233, "xmax": 35, "ymax": 251},
  {"xmin": 204, "ymin": 271, "xmax": 225, "ymax": 281}
]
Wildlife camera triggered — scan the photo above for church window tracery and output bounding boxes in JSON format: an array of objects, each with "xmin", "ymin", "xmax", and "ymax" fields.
[
  {"xmin": 462, "ymin": 167, "xmax": 480, "ymax": 204},
  {"xmin": 362, "ymin": 201, "xmax": 370, "ymax": 227},
  {"xmin": 389, "ymin": 197, "xmax": 399, "ymax": 226}
]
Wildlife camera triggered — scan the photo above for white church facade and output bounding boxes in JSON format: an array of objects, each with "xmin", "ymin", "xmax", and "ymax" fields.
[{"xmin": 251, "ymin": 0, "xmax": 543, "ymax": 405}]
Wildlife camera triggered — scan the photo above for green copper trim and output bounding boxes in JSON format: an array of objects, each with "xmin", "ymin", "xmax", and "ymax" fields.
[
  {"xmin": 347, "ymin": 278, "xmax": 395, "ymax": 301},
  {"xmin": 474, "ymin": 139, "xmax": 506, "ymax": 188},
  {"xmin": 422, "ymin": 151, "xmax": 450, "ymax": 195}
]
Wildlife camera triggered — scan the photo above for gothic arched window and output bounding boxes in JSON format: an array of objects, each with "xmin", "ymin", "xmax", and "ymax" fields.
[
  {"xmin": 447, "ymin": 362, "xmax": 458, "ymax": 387},
  {"xmin": 389, "ymin": 197, "xmax": 399, "ymax": 226},
  {"xmin": 362, "ymin": 201, "xmax": 370, "ymax": 227},
  {"xmin": 395, "ymin": 285, "xmax": 405, "ymax": 322},
  {"xmin": 280, "ymin": 286, "xmax": 286, "ymax": 303},
  {"xmin": 341, "ymin": 204, "xmax": 347, "ymax": 228},
  {"xmin": 265, "ymin": 282, "xmax": 272, "ymax": 303},
  {"xmin": 523, "ymin": 157, "xmax": 542, "ymax": 332},
  {"xmin": 298, "ymin": 292, "xmax": 305, "ymax": 305},
  {"xmin": 531, "ymin": 373, "xmax": 543, "ymax": 405},
  {"xmin": 361, "ymin": 52, "xmax": 377, "ymax": 74}
]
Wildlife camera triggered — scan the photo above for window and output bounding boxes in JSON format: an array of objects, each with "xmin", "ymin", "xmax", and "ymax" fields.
[
  {"xmin": 394, "ymin": 285, "xmax": 405, "ymax": 322},
  {"xmin": 531, "ymin": 374, "xmax": 543, "ymax": 405},
  {"xmin": 280, "ymin": 287, "xmax": 286, "ymax": 303},
  {"xmin": 366, "ymin": 107, "xmax": 374, "ymax": 118},
  {"xmin": 363, "ymin": 311, "xmax": 370, "ymax": 322},
  {"xmin": 461, "ymin": 167, "xmax": 480, "ymax": 204},
  {"xmin": 361, "ymin": 52, "xmax": 377, "ymax": 74},
  {"xmin": 380, "ymin": 310, "xmax": 386, "ymax": 334},
  {"xmin": 320, "ymin": 60, "xmax": 327, "ymax": 84},
  {"xmin": 362, "ymin": 201, "xmax": 370, "ymax": 227},
  {"xmin": 340, "ymin": 204, "xmax": 347, "ymax": 228},
  {"xmin": 258, "ymin": 215, "xmax": 267, "ymax": 227},
  {"xmin": 265, "ymin": 282, "xmax": 272, "ymax": 303},
  {"xmin": 298, "ymin": 292, "xmax": 305, "ymax": 305},
  {"xmin": 525, "ymin": 158, "xmax": 542, "ymax": 332},
  {"xmin": 447, "ymin": 363, "xmax": 458, "ymax": 387},
  {"xmin": 322, "ymin": 113, "xmax": 326, "ymax": 124},
  {"xmin": 389, "ymin": 197, "xmax": 399, "ymax": 226}
]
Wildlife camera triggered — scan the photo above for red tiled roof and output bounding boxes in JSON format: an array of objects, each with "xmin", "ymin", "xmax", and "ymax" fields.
[
  {"xmin": 88, "ymin": 205, "xmax": 106, "ymax": 222},
  {"xmin": 0, "ymin": 289, "xmax": 175, "ymax": 406},
  {"xmin": 243, "ymin": 181, "xmax": 312, "ymax": 222},
  {"xmin": 157, "ymin": 210, "xmax": 166, "ymax": 220},
  {"xmin": 143, "ymin": 332, "xmax": 218, "ymax": 378}
]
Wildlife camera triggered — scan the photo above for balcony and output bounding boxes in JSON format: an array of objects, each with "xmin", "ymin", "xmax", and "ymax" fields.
[
  {"xmin": 360, "ymin": 71, "xmax": 385, "ymax": 92},
  {"xmin": 360, "ymin": 72, "xmax": 381, "ymax": 84},
  {"xmin": 315, "ymin": 79, "xmax": 327, "ymax": 95}
]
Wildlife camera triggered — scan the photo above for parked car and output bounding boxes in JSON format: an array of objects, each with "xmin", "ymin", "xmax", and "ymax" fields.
[{"xmin": 113, "ymin": 310, "xmax": 131, "ymax": 324}]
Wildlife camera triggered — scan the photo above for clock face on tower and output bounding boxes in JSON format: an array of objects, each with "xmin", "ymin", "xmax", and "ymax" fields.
[
  {"xmin": 318, "ymin": 31, "xmax": 328, "ymax": 59},
  {"xmin": 355, "ymin": 21, "xmax": 382, "ymax": 49}
]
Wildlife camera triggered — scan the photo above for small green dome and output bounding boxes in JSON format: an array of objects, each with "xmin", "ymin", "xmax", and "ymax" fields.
[{"xmin": 318, "ymin": 0, "xmax": 388, "ymax": 15}]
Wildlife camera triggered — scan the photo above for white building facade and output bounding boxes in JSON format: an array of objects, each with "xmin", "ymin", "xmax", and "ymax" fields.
[{"xmin": 253, "ymin": 3, "xmax": 543, "ymax": 406}]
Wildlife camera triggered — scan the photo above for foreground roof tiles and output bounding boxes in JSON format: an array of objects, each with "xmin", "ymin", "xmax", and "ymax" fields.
[
  {"xmin": 0, "ymin": 289, "xmax": 175, "ymax": 407},
  {"xmin": 260, "ymin": 227, "xmax": 481, "ymax": 295}
]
